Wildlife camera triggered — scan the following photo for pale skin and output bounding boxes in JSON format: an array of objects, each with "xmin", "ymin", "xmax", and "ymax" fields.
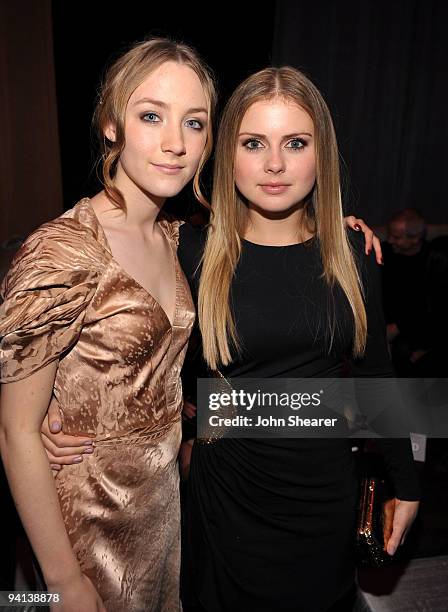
[{"xmin": 0, "ymin": 60, "xmax": 208, "ymax": 611}]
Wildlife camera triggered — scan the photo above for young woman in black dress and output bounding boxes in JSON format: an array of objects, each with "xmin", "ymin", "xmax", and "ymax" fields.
[{"xmin": 177, "ymin": 66, "xmax": 420, "ymax": 612}]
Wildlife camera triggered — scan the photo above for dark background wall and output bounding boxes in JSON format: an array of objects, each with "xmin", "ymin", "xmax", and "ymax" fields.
[
  {"xmin": 51, "ymin": 0, "xmax": 447, "ymax": 226},
  {"xmin": 273, "ymin": 0, "xmax": 448, "ymax": 225},
  {"xmin": 0, "ymin": 0, "xmax": 62, "ymax": 246},
  {"xmin": 51, "ymin": 2, "xmax": 277, "ymax": 218}
]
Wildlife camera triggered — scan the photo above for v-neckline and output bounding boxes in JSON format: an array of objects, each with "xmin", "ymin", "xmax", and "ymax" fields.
[{"xmin": 83, "ymin": 198, "xmax": 178, "ymax": 328}]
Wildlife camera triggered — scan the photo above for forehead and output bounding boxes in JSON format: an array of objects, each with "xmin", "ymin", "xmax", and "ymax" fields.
[
  {"xmin": 128, "ymin": 61, "xmax": 207, "ymax": 108},
  {"xmin": 240, "ymin": 98, "xmax": 313, "ymax": 131},
  {"xmin": 389, "ymin": 221, "xmax": 407, "ymax": 235}
]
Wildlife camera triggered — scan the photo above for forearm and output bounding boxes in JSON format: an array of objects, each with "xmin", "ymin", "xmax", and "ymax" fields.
[
  {"xmin": 0, "ymin": 428, "xmax": 82, "ymax": 587},
  {"xmin": 376, "ymin": 438, "xmax": 421, "ymax": 500}
]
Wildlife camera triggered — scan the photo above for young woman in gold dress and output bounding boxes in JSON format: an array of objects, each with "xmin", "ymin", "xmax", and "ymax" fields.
[{"xmin": 0, "ymin": 38, "xmax": 216, "ymax": 612}]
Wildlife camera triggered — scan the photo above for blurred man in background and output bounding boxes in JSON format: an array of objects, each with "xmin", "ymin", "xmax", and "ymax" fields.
[{"xmin": 382, "ymin": 208, "xmax": 430, "ymax": 374}]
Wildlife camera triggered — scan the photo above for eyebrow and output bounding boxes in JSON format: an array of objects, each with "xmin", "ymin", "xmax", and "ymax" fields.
[
  {"xmin": 134, "ymin": 98, "xmax": 208, "ymax": 114},
  {"xmin": 239, "ymin": 132, "xmax": 312, "ymax": 139}
]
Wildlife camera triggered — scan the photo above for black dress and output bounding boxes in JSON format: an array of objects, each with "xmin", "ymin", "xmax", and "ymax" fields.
[{"xmin": 178, "ymin": 224, "xmax": 420, "ymax": 612}]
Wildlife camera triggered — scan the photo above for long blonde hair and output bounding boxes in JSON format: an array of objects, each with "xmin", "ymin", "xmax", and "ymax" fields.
[
  {"xmin": 93, "ymin": 37, "xmax": 217, "ymax": 211},
  {"xmin": 198, "ymin": 66, "xmax": 367, "ymax": 369}
]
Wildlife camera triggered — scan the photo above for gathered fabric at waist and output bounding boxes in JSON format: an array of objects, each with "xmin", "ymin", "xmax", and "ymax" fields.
[{"xmin": 92, "ymin": 413, "xmax": 181, "ymax": 447}]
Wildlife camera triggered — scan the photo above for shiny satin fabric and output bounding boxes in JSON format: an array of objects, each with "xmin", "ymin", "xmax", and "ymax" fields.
[{"xmin": 0, "ymin": 198, "xmax": 195, "ymax": 611}]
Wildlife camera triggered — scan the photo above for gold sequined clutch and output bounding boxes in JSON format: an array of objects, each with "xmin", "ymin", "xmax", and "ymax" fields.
[{"xmin": 356, "ymin": 475, "xmax": 394, "ymax": 567}]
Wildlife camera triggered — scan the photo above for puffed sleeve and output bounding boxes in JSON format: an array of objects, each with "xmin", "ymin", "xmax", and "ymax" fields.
[{"xmin": 0, "ymin": 225, "xmax": 99, "ymax": 382}]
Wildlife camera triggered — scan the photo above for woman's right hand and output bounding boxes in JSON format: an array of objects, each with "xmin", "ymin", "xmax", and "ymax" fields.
[
  {"xmin": 49, "ymin": 572, "xmax": 106, "ymax": 612},
  {"xmin": 41, "ymin": 397, "xmax": 94, "ymax": 471}
]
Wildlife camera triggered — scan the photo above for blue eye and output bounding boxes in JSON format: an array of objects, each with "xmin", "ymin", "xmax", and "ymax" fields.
[
  {"xmin": 244, "ymin": 139, "xmax": 263, "ymax": 150},
  {"xmin": 185, "ymin": 119, "xmax": 203, "ymax": 130},
  {"xmin": 141, "ymin": 112, "xmax": 160, "ymax": 123},
  {"xmin": 286, "ymin": 138, "xmax": 305, "ymax": 150}
]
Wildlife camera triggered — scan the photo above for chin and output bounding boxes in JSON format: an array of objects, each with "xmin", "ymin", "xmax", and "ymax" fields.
[
  {"xmin": 144, "ymin": 179, "xmax": 190, "ymax": 199},
  {"xmin": 156, "ymin": 187, "xmax": 186, "ymax": 198},
  {"xmin": 250, "ymin": 199, "xmax": 302, "ymax": 216}
]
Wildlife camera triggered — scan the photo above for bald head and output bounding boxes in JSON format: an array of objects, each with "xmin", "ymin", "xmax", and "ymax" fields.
[{"xmin": 387, "ymin": 208, "xmax": 426, "ymax": 255}]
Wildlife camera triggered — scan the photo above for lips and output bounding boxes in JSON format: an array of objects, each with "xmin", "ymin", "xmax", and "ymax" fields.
[
  {"xmin": 259, "ymin": 183, "xmax": 290, "ymax": 194},
  {"xmin": 152, "ymin": 163, "xmax": 185, "ymax": 175}
]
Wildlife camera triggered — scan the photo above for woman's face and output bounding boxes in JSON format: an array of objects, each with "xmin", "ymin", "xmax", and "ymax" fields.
[
  {"xmin": 234, "ymin": 98, "xmax": 316, "ymax": 215},
  {"xmin": 108, "ymin": 61, "xmax": 209, "ymax": 200}
]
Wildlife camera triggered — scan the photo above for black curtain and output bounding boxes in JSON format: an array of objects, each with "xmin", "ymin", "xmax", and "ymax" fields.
[
  {"xmin": 273, "ymin": 0, "xmax": 447, "ymax": 225},
  {"xmin": 51, "ymin": 2, "xmax": 276, "ymax": 211}
]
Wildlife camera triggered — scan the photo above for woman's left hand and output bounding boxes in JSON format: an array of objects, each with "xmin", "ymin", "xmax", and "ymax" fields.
[
  {"xmin": 344, "ymin": 216, "xmax": 383, "ymax": 265},
  {"xmin": 384, "ymin": 498, "xmax": 420, "ymax": 555}
]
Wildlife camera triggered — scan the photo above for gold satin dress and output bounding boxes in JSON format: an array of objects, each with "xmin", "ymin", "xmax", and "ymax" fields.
[{"xmin": 0, "ymin": 198, "xmax": 195, "ymax": 611}]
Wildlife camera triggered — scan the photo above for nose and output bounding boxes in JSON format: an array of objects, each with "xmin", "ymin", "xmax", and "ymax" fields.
[
  {"xmin": 161, "ymin": 123, "xmax": 186, "ymax": 156},
  {"xmin": 264, "ymin": 147, "xmax": 285, "ymax": 174}
]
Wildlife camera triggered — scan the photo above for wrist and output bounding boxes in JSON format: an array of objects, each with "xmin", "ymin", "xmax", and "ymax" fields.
[{"xmin": 44, "ymin": 561, "xmax": 83, "ymax": 590}]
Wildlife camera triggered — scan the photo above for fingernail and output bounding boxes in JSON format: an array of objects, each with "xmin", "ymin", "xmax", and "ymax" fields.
[
  {"xmin": 83, "ymin": 440, "xmax": 93, "ymax": 446},
  {"xmin": 83, "ymin": 447, "xmax": 94, "ymax": 454},
  {"xmin": 51, "ymin": 465, "xmax": 61, "ymax": 471},
  {"xmin": 50, "ymin": 421, "xmax": 61, "ymax": 432},
  {"xmin": 367, "ymin": 248, "xmax": 371, "ymax": 255},
  {"xmin": 73, "ymin": 456, "xmax": 83, "ymax": 463},
  {"xmin": 354, "ymin": 224, "xmax": 361, "ymax": 231}
]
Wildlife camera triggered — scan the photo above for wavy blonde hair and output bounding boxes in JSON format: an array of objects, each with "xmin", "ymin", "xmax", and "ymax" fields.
[
  {"xmin": 93, "ymin": 37, "xmax": 217, "ymax": 211},
  {"xmin": 198, "ymin": 66, "xmax": 367, "ymax": 369}
]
